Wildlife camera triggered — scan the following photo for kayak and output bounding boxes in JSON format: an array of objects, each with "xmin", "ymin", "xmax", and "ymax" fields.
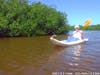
[{"xmin": 50, "ymin": 35, "xmax": 88, "ymax": 46}]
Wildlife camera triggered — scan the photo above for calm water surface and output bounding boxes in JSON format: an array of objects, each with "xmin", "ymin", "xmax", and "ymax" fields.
[{"xmin": 0, "ymin": 31, "xmax": 100, "ymax": 75}]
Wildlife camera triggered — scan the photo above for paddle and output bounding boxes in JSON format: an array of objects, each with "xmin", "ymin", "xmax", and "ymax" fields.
[{"xmin": 83, "ymin": 19, "xmax": 91, "ymax": 27}]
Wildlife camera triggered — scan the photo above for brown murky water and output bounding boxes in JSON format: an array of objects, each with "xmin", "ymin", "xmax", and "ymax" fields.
[{"xmin": 0, "ymin": 31, "xmax": 100, "ymax": 75}]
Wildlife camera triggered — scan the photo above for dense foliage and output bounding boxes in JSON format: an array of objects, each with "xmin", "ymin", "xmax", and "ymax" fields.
[{"xmin": 0, "ymin": 0, "xmax": 69, "ymax": 37}]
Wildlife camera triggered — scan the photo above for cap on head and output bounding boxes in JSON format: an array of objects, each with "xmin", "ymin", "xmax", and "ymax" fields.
[{"xmin": 74, "ymin": 25, "xmax": 80, "ymax": 29}]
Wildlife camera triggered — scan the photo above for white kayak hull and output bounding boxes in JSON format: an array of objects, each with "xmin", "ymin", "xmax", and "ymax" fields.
[{"xmin": 50, "ymin": 35, "xmax": 88, "ymax": 46}]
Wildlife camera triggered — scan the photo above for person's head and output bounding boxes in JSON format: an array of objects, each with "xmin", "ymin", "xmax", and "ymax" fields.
[{"xmin": 74, "ymin": 25, "xmax": 80, "ymax": 31}]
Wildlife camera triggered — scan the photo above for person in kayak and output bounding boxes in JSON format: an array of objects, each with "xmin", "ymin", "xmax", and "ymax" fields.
[{"xmin": 67, "ymin": 25, "xmax": 83, "ymax": 42}]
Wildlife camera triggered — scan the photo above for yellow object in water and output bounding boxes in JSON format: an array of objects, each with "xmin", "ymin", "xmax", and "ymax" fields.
[{"xmin": 83, "ymin": 19, "xmax": 91, "ymax": 27}]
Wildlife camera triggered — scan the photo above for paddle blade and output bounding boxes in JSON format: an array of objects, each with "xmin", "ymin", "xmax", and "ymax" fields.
[{"xmin": 83, "ymin": 19, "xmax": 91, "ymax": 27}]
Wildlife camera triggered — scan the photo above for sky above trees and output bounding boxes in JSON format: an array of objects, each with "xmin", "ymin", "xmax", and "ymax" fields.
[{"xmin": 29, "ymin": 0, "xmax": 100, "ymax": 25}]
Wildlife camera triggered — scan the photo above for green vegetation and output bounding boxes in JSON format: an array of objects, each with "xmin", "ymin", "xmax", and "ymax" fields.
[
  {"xmin": 0, "ymin": 0, "xmax": 69, "ymax": 37},
  {"xmin": 82, "ymin": 24, "xmax": 100, "ymax": 30},
  {"xmin": 0, "ymin": 0, "xmax": 100, "ymax": 37},
  {"xmin": 69, "ymin": 24, "xmax": 100, "ymax": 30}
]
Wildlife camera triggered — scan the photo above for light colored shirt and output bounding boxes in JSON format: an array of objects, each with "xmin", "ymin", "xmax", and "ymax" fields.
[{"xmin": 73, "ymin": 30, "xmax": 83, "ymax": 40}]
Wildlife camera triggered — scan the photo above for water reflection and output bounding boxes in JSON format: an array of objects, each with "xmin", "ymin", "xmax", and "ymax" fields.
[
  {"xmin": 74, "ymin": 44, "xmax": 83, "ymax": 57},
  {"xmin": 47, "ymin": 44, "xmax": 85, "ymax": 72},
  {"xmin": 70, "ymin": 44, "xmax": 83, "ymax": 66}
]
